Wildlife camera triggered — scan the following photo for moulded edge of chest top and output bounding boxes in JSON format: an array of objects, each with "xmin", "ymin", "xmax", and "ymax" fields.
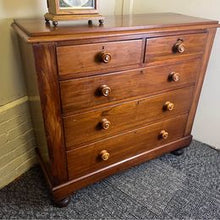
[{"xmin": 11, "ymin": 20, "xmax": 220, "ymax": 44}]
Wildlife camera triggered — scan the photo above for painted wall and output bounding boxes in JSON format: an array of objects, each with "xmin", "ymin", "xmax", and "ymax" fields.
[
  {"xmin": 0, "ymin": 0, "xmax": 116, "ymax": 188},
  {"xmin": 131, "ymin": 0, "xmax": 220, "ymax": 149},
  {"xmin": 0, "ymin": 0, "xmax": 48, "ymax": 189}
]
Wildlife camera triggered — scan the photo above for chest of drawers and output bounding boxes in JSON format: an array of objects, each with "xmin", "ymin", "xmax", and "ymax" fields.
[{"xmin": 13, "ymin": 13, "xmax": 219, "ymax": 207}]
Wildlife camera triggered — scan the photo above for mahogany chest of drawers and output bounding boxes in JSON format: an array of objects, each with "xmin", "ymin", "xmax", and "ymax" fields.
[{"xmin": 13, "ymin": 13, "xmax": 219, "ymax": 207}]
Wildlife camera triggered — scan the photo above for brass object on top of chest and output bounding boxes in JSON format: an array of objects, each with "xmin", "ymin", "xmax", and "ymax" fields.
[{"xmin": 44, "ymin": 0, "xmax": 104, "ymax": 26}]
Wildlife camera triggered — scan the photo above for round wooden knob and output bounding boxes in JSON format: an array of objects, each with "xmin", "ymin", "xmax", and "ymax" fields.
[
  {"xmin": 100, "ymin": 150, "xmax": 110, "ymax": 161},
  {"xmin": 100, "ymin": 52, "xmax": 112, "ymax": 63},
  {"xmin": 101, "ymin": 119, "xmax": 111, "ymax": 130},
  {"xmin": 174, "ymin": 39, "xmax": 185, "ymax": 53},
  {"xmin": 164, "ymin": 101, "xmax": 175, "ymax": 111},
  {"xmin": 169, "ymin": 72, "xmax": 180, "ymax": 82},
  {"xmin": 160, "ymin": 130, "xmax": 169, "ymax": 140},
  {"xmin": 99, "ymin": 85, "xmax": 111, "ymax": 97}
]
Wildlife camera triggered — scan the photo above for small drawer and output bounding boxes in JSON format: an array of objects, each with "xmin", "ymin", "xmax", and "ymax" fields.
[
  {"xmin": 145, "ymin": 33, "xmax": 207, "ymax": 64},
  {"xmin": 64, "ymin": 87, "xmax": 193, "ymax": 150},
  {"xmin": 60, "ymin": 59, "xmax": 199, "ymax": 115},
  {"xmin": 67, "ymin": 114, "xmax": 188, "ymax": 180},
  {"xmin": 57, "ymin": 40, "xmax": 143, "ymax": 79}
]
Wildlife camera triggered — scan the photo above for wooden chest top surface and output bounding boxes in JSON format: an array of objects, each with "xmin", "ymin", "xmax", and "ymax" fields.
[{"xmin": 13, "ymin": 13, "xmax": 219, "ymax": 43}]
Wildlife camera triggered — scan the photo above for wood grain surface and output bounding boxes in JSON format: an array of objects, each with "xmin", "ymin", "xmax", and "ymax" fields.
[
  {"xmin": 145, "ymin": 33, "xmax": 207, "ymax": 64},
  {"xmin": 33, "ymin": 43, "xmax": 68, "ymax": 185},
  {"xmin": 67, "ymin": 114, "xmax": 188, "ymax": 180},
  {"xmin": 64, "ymin": 87, "xmax": 194, "ymax": 149},
  {"xmin": 60, "ymin": 59, "xmax": 199, "ymax": 114},
  {"xmin": 57, "ymin": 39, "xmax": 143, "ymax": 78},
  {"xmin": 12, "ymin": 13, "xmax": 219, "ymax": 43}
]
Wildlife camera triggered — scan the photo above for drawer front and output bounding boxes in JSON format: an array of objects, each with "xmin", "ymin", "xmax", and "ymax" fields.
[
  {"xmin": 145, "ymin": 33, "xmax": 207, "ymax": 64},
  {"xmin": 67, "ymin": 114, "xmax": 188, "ymax": 180},
  {"xmin": 57, "ymin": 40, "xmax": 143, "ymax": 78},
  {"xmin": 60, "ymin": 59, "xmax": 199, "ymax": 114},
  {"xmin": 64, "ymin": 87, "xmax": 194, "ymax": 150}
]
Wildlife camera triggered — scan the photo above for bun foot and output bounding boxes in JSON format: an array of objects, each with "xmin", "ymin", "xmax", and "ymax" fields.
[
  {"xmin": 45, "ymin": 18, "xmax": 50, "ymax": 24},
  {"xmin": 52, "ymin": 21, "xmax": 58, "ymax": 27},
  {"xmin": 99, "ymin": 19, "xmax": 104, "ymax": 25},
  {"xmin": 88, "ymin": 20, "xmax": 93, "ymax": 25},
  {"xmin": 171, "ymin": 148, "xmax": 184, "ymax": 156},
  {"xmin": 54, "ymin": 196, "xmax": 71, "ymax": 208}
]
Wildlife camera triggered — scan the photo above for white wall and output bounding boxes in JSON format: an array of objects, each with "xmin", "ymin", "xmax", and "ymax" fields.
[{"xmin": 131, "ymin": 0, "xmax": 220, "ymax": 149}]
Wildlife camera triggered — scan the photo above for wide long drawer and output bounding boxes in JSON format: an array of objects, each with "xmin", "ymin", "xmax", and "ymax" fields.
[
  {"xmin": 57, "ymin": 39, "xmax": 143, "ymax": 79},
  {"xmin": 67, "ymin": 114, "xmax": 188, "ymax": 180},
  {"xmin": 64, "ymin": 87, "xmax": 194, "ymax": 150},
  {"xmin": 60, "ymin": 59, "xmax": 199, "ymax": 115}
]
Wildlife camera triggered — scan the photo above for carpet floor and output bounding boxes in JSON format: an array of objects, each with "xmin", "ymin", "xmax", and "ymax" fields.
[{"xmin": 0, "ymin": 140, "xmax": 220, "ymax": 219}]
